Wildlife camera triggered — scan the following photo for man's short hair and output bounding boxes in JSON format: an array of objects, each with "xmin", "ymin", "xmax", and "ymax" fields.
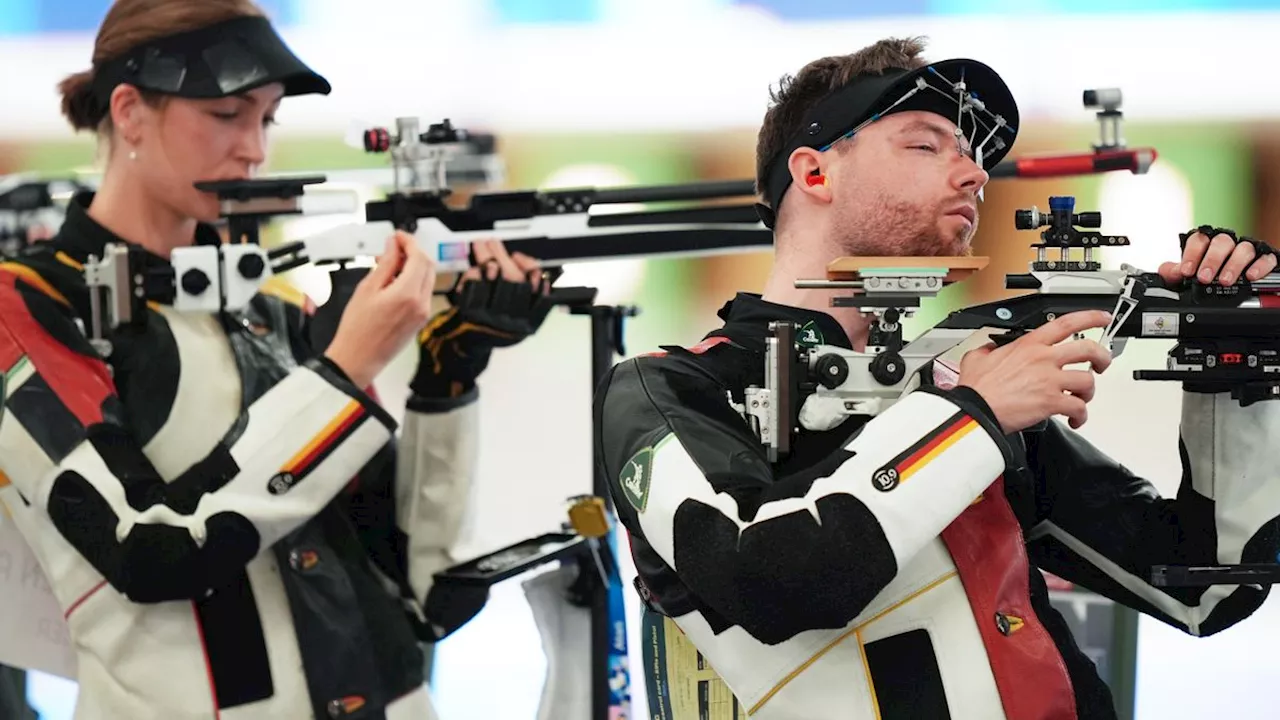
[{"xmin": 754, "ymin": 37, "xmax": 930, "ymax": 200}]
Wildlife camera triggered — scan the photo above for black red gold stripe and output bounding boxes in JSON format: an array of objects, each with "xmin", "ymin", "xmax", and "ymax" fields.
[
  {"xmin": 887, "ymin": 411, "xmax": 980, "ymax": 485},
  {"xmin": 278, "ymin": 400, "xmax": 368, "ymax": 483}
]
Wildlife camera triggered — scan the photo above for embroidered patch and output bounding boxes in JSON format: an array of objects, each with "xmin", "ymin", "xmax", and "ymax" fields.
[
  {"xmin": 872, "ymin": 467, "xmax": 901, "ymax": 492},
  {"xmin": 267, "ymin": 472, "xmax": 297, "ymax": 495},
  {"xmin": 797, "ymin": 320, "xmax": 824, "ymax": 347},
  {"xmin": 619, "ymin": 446, "xmax": 654, "ymax": 513}
]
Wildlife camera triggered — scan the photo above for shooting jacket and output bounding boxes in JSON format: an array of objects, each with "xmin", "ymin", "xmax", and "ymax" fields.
[
  {"xmin": 0, "ymin": 195, "xmax": 474, "ymax": 720},
  {"xmin": 596, "ymin": 292, "xmax": 1280, "ymax": 720}
]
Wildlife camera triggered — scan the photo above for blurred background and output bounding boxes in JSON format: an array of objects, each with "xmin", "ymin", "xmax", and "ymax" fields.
[{"xmin": 5, "ymin": 0, "xmax": 1280, "ymax": 718}]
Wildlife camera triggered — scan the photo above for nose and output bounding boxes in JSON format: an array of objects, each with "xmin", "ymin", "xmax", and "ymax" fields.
[
  {"xmin": 951, "ymin": 152, "xmax": 989, "ymax": 196},
  {"xmin": 238, "ymin": 126, "xmax": 267, "ymax": 168}
]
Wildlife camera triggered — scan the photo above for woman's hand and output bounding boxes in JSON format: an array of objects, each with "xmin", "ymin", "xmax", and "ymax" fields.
[
  {"xmin": 324, "ymin": 231, "xmax": 437, "ymax": 388},
  {"xmin": 411, "ymin": 239, "xmax": 557, "ymax": 398}
]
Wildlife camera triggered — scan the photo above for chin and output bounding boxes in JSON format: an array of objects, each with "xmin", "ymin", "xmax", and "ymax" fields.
[
  {"xmin": 190, "ymin": 194, "xmax": 224, "ymax": 224},
  {"xmin": 932, "ymin": 228, "xmax": 974, "ymax": 256}
]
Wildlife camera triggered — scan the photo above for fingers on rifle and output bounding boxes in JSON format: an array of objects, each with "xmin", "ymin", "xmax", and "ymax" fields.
[
  {"xmin": 1056, "ymin": 394, "xmax": 1088, "ymax": 430},
  {"xmin": 471, "ymin": 240, "xmax": 496, "ymax": 277},
  {"xmin": 1263, "ymin": 253, "xmax": 1279, "ymax": 275},
  {"xmin": 1197, "ymin": 233, "xmax": 1238, "ymax": 283},
  {"xmin": 1248, "ymin": 251, "xmax": 1279, "ymax": 281},
  {"xmin": 1157, "ymin": 261, "xmax": 1183, "ymax": 285},
  {"xmin": 393, "ymin": 241, "xmax": 431, "ymax": 298},
  {"xmin": 1054, "ymin": 338, "xmax": 1113, "ymax": 373},
  {"xmin": 1181, "ymin": 231, "xmax": 1210, "ymax": 276},
  {"xmin": 511, "ymin": 251, "xmax": 540, "ymax": 274},
  {"xmin": 368, "ymin": 235, "xmax": 402, "ymax": 286},
  {"xmin": 1028, "ymin": 310, "xmax": 1112, "ymax": 345},
  {"xmin": 959, "ymin": 343, "xmax": 994, "ymax": 369},
  {"xmin": 486, "ymin": 240, "xmax": 525, "ymax": 282},
  {"xmin": 1058, "ymin": 369, "xmax": 1096, "ymax": 403},
  {"xmin": 1219, "ymin": 241, "xmax": 1256, "ymax": 285}
]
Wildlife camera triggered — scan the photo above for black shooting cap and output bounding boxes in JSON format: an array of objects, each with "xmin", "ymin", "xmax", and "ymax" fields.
[
  {"xmin": 757, "ymin": 58, "xmax": 1019, "ymax": 229},
  {"xmin": 87, "ymin": 15, "xmax": 330, "ymax": 126}
]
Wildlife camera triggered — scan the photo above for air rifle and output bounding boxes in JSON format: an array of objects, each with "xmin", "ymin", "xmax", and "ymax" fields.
[
  {"xmin": 270, "ymin": 85, "xmax": 1155, "ymax": 274},
  {"xmin": 79, "ymin": 84, "xmax": 1155, "ymax": 343},
  {"xmin": 740, "ymin": 195, "xmax": 1280, "ymax": 588}
]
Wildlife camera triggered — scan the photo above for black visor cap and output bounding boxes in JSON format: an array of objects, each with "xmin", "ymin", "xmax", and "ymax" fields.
[
  {"xmin": 758, "ymin": 58, "xmax": 1019, "ymax": 228},
  {"xmin": 88, "ymin": 15, "xmax": 329, "ymax": 124}
]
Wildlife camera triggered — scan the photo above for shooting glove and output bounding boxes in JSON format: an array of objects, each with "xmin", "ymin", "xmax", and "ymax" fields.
[
  {"xmin": 410, "ymin": 270, "xmax": 557, "ymax": 399},
  {"xmin": 1179, "ymin": 225, "xmax": 1278, "ymax": 265}
]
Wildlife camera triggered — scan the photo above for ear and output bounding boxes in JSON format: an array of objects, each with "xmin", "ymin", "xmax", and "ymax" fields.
[
  {"xmin": 109, "ymin": 84, "xmax": 149, "ymax": 146},
  {"xmin": 787, "ymin": 147, "xmax": 831, "ymax": 204}
]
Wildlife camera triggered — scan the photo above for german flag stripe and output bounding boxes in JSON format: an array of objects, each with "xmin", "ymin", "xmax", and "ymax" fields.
[
  {"xmin": 889, "ymin": 411, "xmax": 980, "ymax": 484},
  {"xmin": 279, "ymin": 400, "xmax": 368, "ymax": 482}
]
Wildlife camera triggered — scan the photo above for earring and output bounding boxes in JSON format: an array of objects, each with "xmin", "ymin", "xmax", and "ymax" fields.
[{"xmin": 128, "ymin": 149, "xmax": 138, "ymax": 161}]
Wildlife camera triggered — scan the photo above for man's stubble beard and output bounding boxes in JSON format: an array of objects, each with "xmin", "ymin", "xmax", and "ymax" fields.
[{"xmin": 831, "ymin": 193, "xmax": 975, "ymax": 258}]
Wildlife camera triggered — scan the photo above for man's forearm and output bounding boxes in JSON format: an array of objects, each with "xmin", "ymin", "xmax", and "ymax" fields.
[{"xmin": 604, "ymin": 366, "xmax": 1015, "ymax": 644}]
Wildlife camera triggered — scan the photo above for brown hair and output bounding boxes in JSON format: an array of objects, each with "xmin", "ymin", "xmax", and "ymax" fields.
[
  {"xmin": 58, "ymin": 0, "xmax": 266, "ymax": 133},
  {"xmin": 754, "ymin": 37, "xmax": 930, "ymax": 201}
]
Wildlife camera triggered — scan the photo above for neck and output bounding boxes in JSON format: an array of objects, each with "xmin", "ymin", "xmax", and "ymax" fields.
[
  {"xmin": 87, "ymin": 165, "xmax": 196, "ymax": 260},
  {"xmin": 761, "ymin": 230, "xmax": 872, "ymax": 350}
]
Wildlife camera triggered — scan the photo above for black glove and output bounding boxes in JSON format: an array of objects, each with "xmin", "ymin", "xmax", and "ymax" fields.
[
  {"xmin": 410, "ymin": 269, "xmax": 557, "ymax": 399},
  {"xmin": 1178, "ymin": 225, "xmax": 1278, "ymax": 266}
]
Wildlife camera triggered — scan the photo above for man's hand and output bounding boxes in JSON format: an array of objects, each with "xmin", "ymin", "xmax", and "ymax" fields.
[
  {"xmin": 411, "ymin": 240, "xmax": 556, "ymax": 399},
  {"xmin": 957, "ymin": 310, "xmax": 1114, "ymax": 434},
  {"xmin": 1157, "ymin": 226, "xmax": 1278, "ymax": 287}
]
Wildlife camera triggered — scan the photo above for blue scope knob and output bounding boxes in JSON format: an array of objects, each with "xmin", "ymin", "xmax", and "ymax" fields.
[{"xmin": 1048, "ymin": 196, "xmax": 1075, "ymax": 212}]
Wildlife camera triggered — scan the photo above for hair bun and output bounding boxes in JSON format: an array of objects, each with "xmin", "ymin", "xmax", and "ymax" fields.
[{"xmin": 58, "ymin": 69, "xmax": 103, "ymax": 131}]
